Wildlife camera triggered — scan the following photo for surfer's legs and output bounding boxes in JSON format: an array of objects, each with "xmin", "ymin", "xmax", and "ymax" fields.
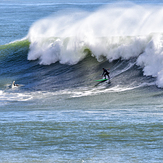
[{"xmin": 104, "ymin": 74, "xmax": 110, "ymax": 79}]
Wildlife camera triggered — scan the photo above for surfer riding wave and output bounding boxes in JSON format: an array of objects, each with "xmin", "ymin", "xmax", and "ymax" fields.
[{"xmin": 102, "ymin": 68, "xmax": 110, "ymax": 80}]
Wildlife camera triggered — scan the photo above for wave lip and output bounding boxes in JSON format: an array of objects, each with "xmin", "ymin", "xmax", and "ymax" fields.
[{"xmin": 26, "ymin": 3, "xmax": 163, "ymax": 64}]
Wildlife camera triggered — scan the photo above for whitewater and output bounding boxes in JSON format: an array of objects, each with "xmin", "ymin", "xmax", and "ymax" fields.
[
  {"xmin": 0, "ymin": 0, "xmax": 163, "ymax": 162},
  {"xmin": 25, "ymin": 2, "xmax": 163, "ymax": 88}
]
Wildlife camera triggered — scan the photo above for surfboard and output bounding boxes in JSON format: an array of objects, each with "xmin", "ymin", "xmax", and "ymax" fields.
[
  {"xmin": 94, "ymin": 78, "xmax": 111, "ymax": 87},
  {"xmin": 95, "ymin": 79, "xmax": 108, "ymax": 82}
]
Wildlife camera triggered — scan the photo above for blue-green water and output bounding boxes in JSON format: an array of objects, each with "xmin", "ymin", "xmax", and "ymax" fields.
[{"xmin": 0, "ymin": 0, "xmax": 163, "ymax": 162}]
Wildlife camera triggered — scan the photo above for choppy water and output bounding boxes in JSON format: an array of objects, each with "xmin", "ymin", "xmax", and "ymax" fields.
[{"xmin": 0, "ymin": 0, "xmax": 163, "ymax": 162}]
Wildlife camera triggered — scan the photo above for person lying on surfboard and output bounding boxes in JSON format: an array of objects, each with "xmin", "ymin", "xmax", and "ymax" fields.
[
  {"xmin": 12, "ymin": 81, "xmax": 18, "ymax": 86},
  {"xmin": 102, "ymin": 68, "xmax": 110, "ymax": 80}
]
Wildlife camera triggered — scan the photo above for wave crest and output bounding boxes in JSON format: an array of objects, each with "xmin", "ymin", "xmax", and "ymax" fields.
[{"xmin": 26, "ymin": 2, "xmax": 163, "ymax": 87}]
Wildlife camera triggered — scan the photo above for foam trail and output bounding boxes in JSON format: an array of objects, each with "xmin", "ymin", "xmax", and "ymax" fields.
[
  {"xmin": 27, "ymin": 2, "xmax": 163, "ymax": 87},
  {"xmin": 0, "ymin": 90, "xmax": 33, "ymax": 103}
]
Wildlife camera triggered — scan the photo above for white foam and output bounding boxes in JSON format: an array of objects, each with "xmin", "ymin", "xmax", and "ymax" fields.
[
  {"xmin": 26, "ymin": 2, "xmax": 163, "ymax": 87},
  {"xmin": 26, "ymin": 3, "xmax": 149, "ymax": 64},
  {"xmin": 0, "ymin": 90, "xmax": 33, "ymax": 103},
  {"xmin": 54, "ymin": 85, "xmax": 137, "ymax": 98},
  {"xmin": 136, "ymin": 35, "xmax": 163, "ymax": 87}
]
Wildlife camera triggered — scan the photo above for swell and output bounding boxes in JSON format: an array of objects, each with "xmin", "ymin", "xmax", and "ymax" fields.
[
  {"xmin": 0, "ymin": 40, "xmax": 32, "ymax": 89},
  {"xmin": 0, "ymin": 39, "xmax": 157, "ymax": 92},
  {"xmin": 0, "ymin": 41, "xmax": 154, "ymax": 92},
  {"xmin": 0, "ymin": 40, "xmax": 98, "ymax": 90},
  {"xmin": 0, "ymin": 39, "xmax": 30, "ymax": 67}
]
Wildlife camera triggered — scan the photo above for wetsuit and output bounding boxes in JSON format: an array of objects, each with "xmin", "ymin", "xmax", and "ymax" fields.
[{"xmin": 102, "ymin": 68, "xmax": 110, "ymax": 79}]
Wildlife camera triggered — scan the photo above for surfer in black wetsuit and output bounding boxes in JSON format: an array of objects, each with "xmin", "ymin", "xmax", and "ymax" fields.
[{"xmin": 102, "ymin": 68, "xmax": 110, "ymax": 80}]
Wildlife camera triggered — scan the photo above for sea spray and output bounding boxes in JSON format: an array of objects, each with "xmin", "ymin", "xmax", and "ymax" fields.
[
  {"xmin": 136, "ymin": 34, "xmax": 163, "ymax": 87},
  {"xmin": 27, "ymin": 3, "xmax": 163, "ymax": 64},
  {"xmin": 27, "ymin": 2, "xmax": 163, "ymax": 87}
]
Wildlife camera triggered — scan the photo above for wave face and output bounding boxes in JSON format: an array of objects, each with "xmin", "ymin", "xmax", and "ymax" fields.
[
  {"xmin": 26, "ymin": 2, "xmax": 163, "ymax": 88},
  {"xmin": 0, "ymin": 39, "xmax": 155, "ymax": 94}
]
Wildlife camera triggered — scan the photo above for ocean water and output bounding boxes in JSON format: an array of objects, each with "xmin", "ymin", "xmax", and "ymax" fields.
[{"xmin": 0, "ymin": 0, "xmax": 163, "ymax": 162}]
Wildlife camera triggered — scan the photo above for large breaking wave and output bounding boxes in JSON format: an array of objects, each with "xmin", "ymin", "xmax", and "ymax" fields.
[{"xmin": 26, "ymin": 2, "xmax": 163, "ymax": 87}]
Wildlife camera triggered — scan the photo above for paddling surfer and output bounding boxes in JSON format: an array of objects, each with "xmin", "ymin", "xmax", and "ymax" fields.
[
  {"xmin": 12, "ymin": 81, "xmax": 18, "ymax": 87},
  {"xmin": 102, "ymin": 68, "xmax": 110, "ymax": 80}
]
